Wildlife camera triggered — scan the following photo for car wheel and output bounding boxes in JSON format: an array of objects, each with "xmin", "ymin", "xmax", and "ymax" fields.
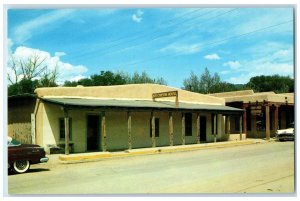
[{"xmin": 13, "ymin": 160, "xmax": 30, "ymax": 173}]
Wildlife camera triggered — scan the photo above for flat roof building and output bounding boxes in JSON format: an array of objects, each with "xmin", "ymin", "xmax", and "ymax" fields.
[
  {"xmin": 31, "ymin": 84, "xmax": 244, "ymax": 154},
  {"xmin": 210, "ymin": 90, "xmax": 294, "ymax": 140}
]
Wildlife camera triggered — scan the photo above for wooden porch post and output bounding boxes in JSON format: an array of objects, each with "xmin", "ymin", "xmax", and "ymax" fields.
[
  {"xmin": 151, "ymin": 112, "xmax": 156, "ymax": 148},
  {"xmin": 274, "ymin": 105, "xmax": 279, "ymax": 132},
  {"xmin": 225, "ymin": 115, "xmax": 230, "ymax": 134},
  {"xmin": 64, "ymin": 108, "xmax": 70, "ymax": 155},
  {"xmin": 169, "ymin": 112, "xmax": 174, "ymax": 146},
  {"xmin": 182, "ymin": 113, "xmax": 185, "ymax": 145},
  {"xmin": 127, "ymin": 111, "xmax": 132, "ymax": 150},
  {"xmin": 197, "ymin": 113, "xmax": 200, "ymax": 144},
  {"xmin": 265, "ymin": 105, "xmax": 270, "ymax": 140},
  {"xmin": 243, "ymin": 105, "xmax": 247, "ymax": 138},
  {"xmin": 251, "ymin": 114, "xmax": 257, "ymax": 138},
  {"xmin": 213, "ymin": 114, "xmax": 217, "ymax": 143},
  {"xmin": 239, "ymin": 115, "xmax": 243, "ymax": 140},
  {"xmin": 101, "ymin": 111, "xmax": 107, "ymax": 151}
]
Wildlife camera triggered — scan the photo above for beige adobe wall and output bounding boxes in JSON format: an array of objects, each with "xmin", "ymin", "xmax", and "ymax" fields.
[
  {"xmin": 173, "ymin": 112, "xmax": 183, "ymax": 145},
  {"xmin": 131, "ymin": 112, "xmax": 152, "ymax": 149},
  {"xmin": 42, "ymin": 104, "xmax": 96, "ymax": 153},
  {"xmin": 70, "ymin": 110, "xmax": 88, "ymax": 152},
  {"xmin": 42, "ymin": 104, "xmax": 60, "ymax": 147},
  {"xmin": 224, "ymin": 94, "xmax": 294, "ymax": 104},
  {"xmin": 106, "ymin": 111, "xmax": 128, "ymax": 151},
  {"xmin": 210, "ymin": 90, "xmax": 254, "ymax": 98},
  {"xmin": 35, "ymin": 84, "xmax": 225, "ymax": 105},
  {"xmin": 211, "ymin": 90, "xmax": 294, "ymax": 104},
  {"xmin": 228, "ymin": 134, "xmax": 246, "ymax": 141},
  {"xmin": 35, "ymin": 102, "xmax": 44, "ymax": 146},
  {"xmin": 37, "ymin": 102, "xmax": 233, "ymax": 153}
]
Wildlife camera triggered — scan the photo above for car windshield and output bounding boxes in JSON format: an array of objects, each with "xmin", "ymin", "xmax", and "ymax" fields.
[{"xmin": 7, "ymin": 137, "xmax": 21, "ymax": 146}]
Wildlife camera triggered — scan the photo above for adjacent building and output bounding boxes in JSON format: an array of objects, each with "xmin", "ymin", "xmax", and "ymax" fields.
[
  {"xmin": 210, "ymin": 90, "xmax": 294, "ymax": 139},
  {"xmin": 8, "ymin": 94, "xmax": 36, "ymax": 144}
]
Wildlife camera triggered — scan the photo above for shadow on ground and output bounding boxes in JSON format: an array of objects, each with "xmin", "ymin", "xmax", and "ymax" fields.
[{"xmin": 8, "ymin": 168, "xmax": 50, "ymax": 176}]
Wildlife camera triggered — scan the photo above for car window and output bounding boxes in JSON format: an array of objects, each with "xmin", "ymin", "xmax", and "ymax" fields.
[{"xmin": 7, "ymin": 138, "xmax": 21, "ymax": 146}]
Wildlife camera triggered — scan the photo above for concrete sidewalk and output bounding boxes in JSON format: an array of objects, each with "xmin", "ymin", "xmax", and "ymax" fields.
[{"xmin": 58, "ymin": 138, "xmax": 271, "ymax": 164}]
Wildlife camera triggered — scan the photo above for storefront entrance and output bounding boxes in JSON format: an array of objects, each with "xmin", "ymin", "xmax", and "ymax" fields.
[
  {"xmin": 200, "ymin": 116, "xmax": 207, "ymax": 142},
  {"xmin": 87, "ymin": 115, "xmax": 100, "ymax": 151}
]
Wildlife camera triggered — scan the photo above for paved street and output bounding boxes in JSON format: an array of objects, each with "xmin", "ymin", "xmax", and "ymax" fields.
[{"xmin": 7, "ymin": 141, "xmax": 294, "ymax": 195}]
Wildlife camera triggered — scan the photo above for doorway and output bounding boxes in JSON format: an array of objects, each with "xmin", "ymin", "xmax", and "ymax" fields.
[
  {"xmin": 200, "ymin": 116, "xmax": 207, "ymax": 142},
  {"xmin": 87, "ymin": 115, "xmax": 100, "ymax": 151}
]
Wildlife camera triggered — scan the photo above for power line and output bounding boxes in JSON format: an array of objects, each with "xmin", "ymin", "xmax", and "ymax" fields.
[
  {"xmin": 65, "ymin": 8, "xmax": 207, "ymax": 60},
  {"xmin": 121, "ymin": 20, "xmax": 293, "ymax": 67},
  {"xmin": 69, "ymin": 8, "xmax": 235, "ymax": 61},
  {"xmin": 97, "ymin": 8, "xmax": 238, "ymax": 58}
]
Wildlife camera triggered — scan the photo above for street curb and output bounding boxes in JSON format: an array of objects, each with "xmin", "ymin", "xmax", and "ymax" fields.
[{"xmin": 59, "ymin": 140, "xmax": 262, "ymax": 164}]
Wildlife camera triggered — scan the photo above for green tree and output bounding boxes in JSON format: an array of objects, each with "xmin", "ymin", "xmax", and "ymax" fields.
[
  {"xmin": 38, "ymin": 65, "xmax": 59, "ymax": 87},
  {"xmin": 64, "ymin": 80, "xmax": 78, "ymax": 87},
  {"xmin": 183, "ymin": 67, "xmax": 247, "ymax": 94},
  {"xmin": 115, "ymin": 71, "xmax": 167, "ymax": 85},
  {"xmin": 247, "ymin": 75, "xmax": 294, "ymax": 93},
  {"xmin": 8, "ymin": 79, "xmax": 39, "ymax": 96},
  {"xmin": 7, "ymin": 54, "xmax": 59, "ymax": 96},
  {"xmin": 67, "ymin": 70, "xmax": 167, "ymax": 87},
  {"xmin": 183, "ymin": 68, "xmax": 222, "ymax": 93},
  {"xmin": 183, "ymin": 72, "xmax": 200, "ymax": 92}
]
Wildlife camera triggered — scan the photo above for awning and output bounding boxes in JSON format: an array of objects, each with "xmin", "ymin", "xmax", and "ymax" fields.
[{"xmin": 41, "ymin": 97, "xmax": 244, "ymax": 114}]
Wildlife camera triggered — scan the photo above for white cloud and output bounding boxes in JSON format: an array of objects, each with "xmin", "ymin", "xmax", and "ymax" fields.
[
  {"xmin": 55, "ymin": 52, "xmax": 66, "ymax": 57},
  {"xmin": 223, "ymin": 61, "xmax": 241, "ymax": 70},
  {"xmin": 132, "ymin": 10, "xmax": 144, "ymax": 23},
  {"xmin": 204, "ymin": 54, "xmax": 220, "ymax": 60},
  {"xmin": 70, "ymin": 75, "xmax": 86, "ymax": 82},
  {"xmin": 223, "ymin": 40, "xmax": 294, "ymax": 84},
  {"xmin": 226, "ymin": 73, "xmax": 257, "ymax": 84},
  {"xmin": 160, "ymin": 43, "xmax": 201, "ymax": 55},
  {"xmin": 9, "ymin": 46, "xmax": 88, "ymax": 84},
  {"xmin": 225, "ymin": 60, "xmax": 293, "ymax": 84},
  {"xmin": 13, "ymin": 9, "xmax": 75, "ymax": 44}
]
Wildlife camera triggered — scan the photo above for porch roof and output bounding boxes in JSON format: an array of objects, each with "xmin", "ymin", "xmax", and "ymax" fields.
[{"xmin": 41, "ymin": 97, "xmax": 244, "ymax": 114}]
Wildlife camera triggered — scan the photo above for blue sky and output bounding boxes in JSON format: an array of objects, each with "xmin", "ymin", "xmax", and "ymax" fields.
[{"xmin": 7, "ymin": 7, "xmax": 294, "ymax": 88}]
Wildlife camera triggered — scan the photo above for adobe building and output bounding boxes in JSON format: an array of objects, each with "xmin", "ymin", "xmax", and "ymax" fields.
[
  {"xmin": 210, "ymin": 90, "xmax": 294, "ymax": 140},
  {"xmin": 33, "ymin": 84, "xmax": 244, "ymax": 154},
  {"xmin": 8, "ymin": 94, "xmax": 36, "ymax": 144}
]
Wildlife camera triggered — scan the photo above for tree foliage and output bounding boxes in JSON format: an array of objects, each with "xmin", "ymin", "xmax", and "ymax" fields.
[
  {"xmin": 246, "ymin": 75, "xmax": 294, "ymax": 93},
  {"xmin": 183, "ymin": 68, "xmax": 246, "ymax": 94},
  {"xmin": 64, "ymin": 71, "xmax": 167, "ymax": 87},
  {"xmin": 7, "ymin": 54, "xmax": 59, "ymax": 96},
  {"xmin": 8, "ymin": 79, "xmax": 39, "ymax": 96},
  {"xmin": 183, "ymin": 68, "xmax": 294, "ymax": 94},
  {"xmin": 8, "ymin": 54, "xmax": 47, "ymax": 84}
]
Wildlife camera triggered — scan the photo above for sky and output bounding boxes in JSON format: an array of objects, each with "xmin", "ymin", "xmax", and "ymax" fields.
[{"xmin": 6, "ymin": 7, "xmax": 294, "ymax": 88}]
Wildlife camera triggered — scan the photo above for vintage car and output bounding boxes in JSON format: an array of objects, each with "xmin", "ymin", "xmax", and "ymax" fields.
[
  {"xmin": 275, "ymin": 123, "xmax": 294, "ymax": 142},
  {"xmin": 8, "ymin": 137, "xmax": 49, "ymax": 174}
]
